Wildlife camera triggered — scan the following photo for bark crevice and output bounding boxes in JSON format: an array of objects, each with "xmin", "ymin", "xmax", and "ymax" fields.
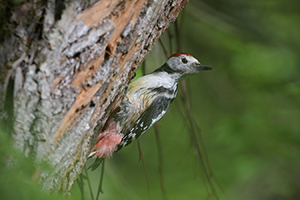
[{"xmin": 0, "ymin": 0, "xmax": 187, "ymax": 193}]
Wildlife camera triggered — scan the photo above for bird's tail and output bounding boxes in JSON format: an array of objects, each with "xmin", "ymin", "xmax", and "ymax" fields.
[{"xmin": 87, "ymin": 157, "xmax": 104, "ymax": 171}]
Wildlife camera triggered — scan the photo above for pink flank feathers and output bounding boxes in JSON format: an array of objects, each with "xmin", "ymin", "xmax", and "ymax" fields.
[
  {"xmin": 91, "ymin": 128, "xmax": 123, "ymax": 158},
  {"xmin": 91, "ymin": 115, "xmax": 123, "ymax": 158},
  {"xmin": 90, "ymin": 95, "xmax": 124, "ymax": 159}
]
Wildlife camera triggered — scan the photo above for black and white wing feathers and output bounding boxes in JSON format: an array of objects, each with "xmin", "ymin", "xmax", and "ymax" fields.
[{"xmin": 117, "ymin": 96, "xmax": 174, "ymax": 151}]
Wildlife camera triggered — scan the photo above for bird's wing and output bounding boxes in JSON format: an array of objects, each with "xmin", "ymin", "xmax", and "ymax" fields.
[{"xmin": 117, "ymin": 95, "xmax": 174, "ymax": 151}]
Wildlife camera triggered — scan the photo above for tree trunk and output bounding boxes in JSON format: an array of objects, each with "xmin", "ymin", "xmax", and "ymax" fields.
[{"xmin": 0, "ymin": 0, "xmax": 187, "ymax": 194}]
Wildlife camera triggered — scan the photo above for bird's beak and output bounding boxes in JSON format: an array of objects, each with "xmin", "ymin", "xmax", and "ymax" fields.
[{"xmin": 195, "ymin": 63, "xmax": 212, "ymax": 71}]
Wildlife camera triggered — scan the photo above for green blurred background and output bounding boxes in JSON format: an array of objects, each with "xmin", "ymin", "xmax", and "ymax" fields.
[{"xmin": 1, "ymin": 0, "xmax": 300, "ymax": 199}]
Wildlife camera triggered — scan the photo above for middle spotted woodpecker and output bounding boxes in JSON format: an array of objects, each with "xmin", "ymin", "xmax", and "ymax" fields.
[{"xmin": 89, "ymin": 52, "xmax": 212, "ymax": 163}]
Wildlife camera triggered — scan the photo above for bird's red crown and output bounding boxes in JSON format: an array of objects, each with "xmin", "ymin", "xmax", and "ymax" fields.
[{"xmin": 168, "ymin": 52, "xmax": 193, "ymax": 59}]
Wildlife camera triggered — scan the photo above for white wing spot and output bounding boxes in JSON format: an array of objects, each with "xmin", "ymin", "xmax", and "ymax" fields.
[
  {"xmin": 151, "ymin": 110, "xmax": 166, "ymax": 126},
  {"xmin": 128, "ymin": 132, "xmax": 136, "ymax": 140}
]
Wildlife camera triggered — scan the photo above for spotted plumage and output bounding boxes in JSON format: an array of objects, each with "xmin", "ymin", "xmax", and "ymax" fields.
[
  {"xmin": 89, "ymin": 52, "xmax": 212, "ymax": 166},
  {"xmin": 117, "ymin": 95, "xmax": 173, "ymax": 150}
]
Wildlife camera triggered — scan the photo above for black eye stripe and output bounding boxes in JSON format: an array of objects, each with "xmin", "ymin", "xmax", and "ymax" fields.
[{"xmin": 182, "ymin": 57, "xmax": 188, "ymax": 63}]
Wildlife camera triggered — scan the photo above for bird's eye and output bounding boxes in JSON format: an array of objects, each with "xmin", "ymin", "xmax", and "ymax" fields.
[{"xmin": 181, "ymin": 57, "xmax": 188, "ymax": 64}]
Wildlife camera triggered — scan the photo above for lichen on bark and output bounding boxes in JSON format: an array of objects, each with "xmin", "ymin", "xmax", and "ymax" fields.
[{"xmin": 0, "ymin": 0, "xmax": 188, "ymax": 193}]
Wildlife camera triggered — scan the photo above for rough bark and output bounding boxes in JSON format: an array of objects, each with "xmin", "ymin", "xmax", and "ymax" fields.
[{"xmin": 0, "ymin": 0, "xmax": 187, "ymax": 194}]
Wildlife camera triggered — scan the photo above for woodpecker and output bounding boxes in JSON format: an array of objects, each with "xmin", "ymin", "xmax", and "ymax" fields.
[{"xmin": 89, "ymin": 52, "xmax": 211, "ymax": 166}]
